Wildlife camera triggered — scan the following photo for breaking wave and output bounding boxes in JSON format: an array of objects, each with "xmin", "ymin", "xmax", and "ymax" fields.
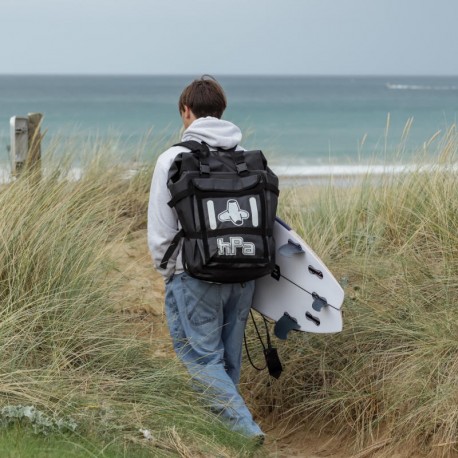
[
  {"xmin": 272, "ymin": 163, "xmax": 458, "ymax": 177},
  {"xmin": 386, "ymin": 83, "xmax": 458, "ymax": 91}
]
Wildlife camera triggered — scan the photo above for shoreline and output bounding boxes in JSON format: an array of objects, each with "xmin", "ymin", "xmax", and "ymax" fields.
[
  {"xmin": 1, "ymin": 162, "xmax": 456, "ymax": 186},
  {"xmin": 276, "ymin": 162, "xmax": 458, "ymax": 187}
]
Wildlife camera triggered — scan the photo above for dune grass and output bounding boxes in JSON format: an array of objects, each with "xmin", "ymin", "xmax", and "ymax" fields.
[
  {"xmin": 243, "ymin": 128, "xmax": 458, "ymax": 456},
  {"xmin": 2, "ymin": 128, "xmax": 456, "ymax": 456},
  {"xmin": 0, "ymin": 150, "xmax": 259, "ymax": 457}
]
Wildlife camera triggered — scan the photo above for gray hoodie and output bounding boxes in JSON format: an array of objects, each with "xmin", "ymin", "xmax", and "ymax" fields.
[{"xmin": 147, "ymin": 116, "xmax": 243, "ymax": 281}]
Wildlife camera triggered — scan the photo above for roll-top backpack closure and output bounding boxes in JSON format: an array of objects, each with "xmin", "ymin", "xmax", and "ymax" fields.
[{"xmin": 193, "ymin": 175, "xmax": 260, "ymax": 192}]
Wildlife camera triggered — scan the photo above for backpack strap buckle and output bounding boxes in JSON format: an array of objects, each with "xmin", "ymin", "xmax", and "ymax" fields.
[
  {"xmin": 236, "ymin": 162, "xmax": 248, "ymax": 174},
  {"xmin": 234, "ymin": 150, "xmax": 249, "ymax": 175},
  {"xmin": 199, "ymin": 162, "xmax": 210, "ymax": 175}
]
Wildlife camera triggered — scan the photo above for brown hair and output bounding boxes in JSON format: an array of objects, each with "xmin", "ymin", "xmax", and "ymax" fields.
[{"xmin": 178, "ymin": 75, "xmax": 227, "ymax": 119}]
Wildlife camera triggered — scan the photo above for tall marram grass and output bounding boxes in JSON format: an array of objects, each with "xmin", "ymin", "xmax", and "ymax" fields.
[
  {"xmin": 0, "ymin": 150, "xmax": 257, "ymax": 457},
  {"xmin": 244, "ymin": 128, "xmax": 458, "ymax": 457}
]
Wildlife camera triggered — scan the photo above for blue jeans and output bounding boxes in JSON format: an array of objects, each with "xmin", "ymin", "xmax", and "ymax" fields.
[{"xmin": 165, "ymin": 272, "xmax": 263, "ymax": 437}]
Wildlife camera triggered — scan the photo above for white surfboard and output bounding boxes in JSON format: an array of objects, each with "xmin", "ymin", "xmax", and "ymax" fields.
[{"xmin": 252, "ymin": 217, "xmax": 344, "ymax": 336}]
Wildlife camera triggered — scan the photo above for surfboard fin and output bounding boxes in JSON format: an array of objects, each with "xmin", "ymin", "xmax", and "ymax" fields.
[
  {"xmin": 278, "ymin": 239, "xmax": 305, "ymax": 257},
  {"xmin": 274, "ymin": 312, "xmax": 301, "ymax": 340},
  {"xmin": 312, "ymin": 292, "xmax": 328, "ymax": 312}
]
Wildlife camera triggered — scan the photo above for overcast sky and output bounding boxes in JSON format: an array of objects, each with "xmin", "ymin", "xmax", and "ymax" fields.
[{"xmin": 1, "ymin": 0, "xmax": 457, "ymax": 75}]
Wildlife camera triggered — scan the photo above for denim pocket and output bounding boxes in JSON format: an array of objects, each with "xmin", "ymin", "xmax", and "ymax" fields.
[
  {"xmin": 238, "ymin": 281, "xmax": 255, "ymax": 322},
  {"xmin": 182, "ymin": 274, "xmax": 219, "ymax": 326}
]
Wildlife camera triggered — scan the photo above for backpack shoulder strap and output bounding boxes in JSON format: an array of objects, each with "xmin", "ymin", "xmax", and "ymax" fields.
[
  {"xmin": 173, "ymin": 141, "xmax": 211, "ymax": 174},
  {"xmin": 160, "ymin": 142, "xmax": 211, "ymax": 271},
  {"xmin": 177, "ymin": 142, "xmax": 248, "ymax": 175},
  {"xmin": 159, "ymin": 229, "xmax": 184, "ymax": 270},
  {"xmin": 173, "ymin": 141, "xmax": 209, "ymax": 153}
]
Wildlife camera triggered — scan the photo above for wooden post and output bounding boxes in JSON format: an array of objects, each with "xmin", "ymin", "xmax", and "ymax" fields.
[
  {"xmin": 26, "ymin": 112, "xmax": 43, "ymax": 180},
  {"xmin": 10, "ymin": 116, "xmax": 28, "ymax": 177},
  {"xmin": 9, "ymin": 112, "xmax": 44, "ymax": 179}
]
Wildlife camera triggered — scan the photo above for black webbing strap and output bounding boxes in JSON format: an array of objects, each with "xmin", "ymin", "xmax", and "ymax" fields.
[
  {"xmin": 183, "ymin": 227, "xmax": 273, "ymax": 238},
  {"xmin": 265, "ymin": 183, "xmax": 280, "ymax": 196},
  {"xmin": 174, "ymin": 141, "xmax": 210, "ymax": 175},
  {"xmin": 175, "ymin": 142, "xmax": 249, "ymax": 176},
  {"xmin": 159, "ymin": 229, "xmax": 184, "ymax": 269},
  {"xmin": 173, "ymin": 140, "xmax": 208, "ymax": 152},
  {"xmin": 233, "ymin": 150, "xmax": 248, "ymax": 175}
]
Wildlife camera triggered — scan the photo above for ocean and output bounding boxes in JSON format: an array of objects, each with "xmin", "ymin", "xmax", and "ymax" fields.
[{"xmin": 0, "ymin": 75, "xmax": 457, "ymax": 176}]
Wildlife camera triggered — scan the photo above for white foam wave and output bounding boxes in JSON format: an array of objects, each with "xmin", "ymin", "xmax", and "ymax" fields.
[
  {"xmin": 272, "ymin": 163, "xmax": 458, "ymax": 177},
  {"xmin": 0, "ymin": 165, "xmax": 142, "ymax": 184},
  {"xmin": 386, "ymin": 83, "xmax": 458, "ymax": 91}
]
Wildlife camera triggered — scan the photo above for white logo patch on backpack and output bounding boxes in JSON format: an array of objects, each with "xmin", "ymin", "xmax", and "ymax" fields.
[
  {"xmin": 218, "ymin": 199, "xmax": 249, "ymax": 226},
  {"xmin": 206, "ymin": 198, "xmax": 259, "ymax": 229},
  {"xmin": 217, "ymin": 236, "xmax": 255, "ymax": 256}
]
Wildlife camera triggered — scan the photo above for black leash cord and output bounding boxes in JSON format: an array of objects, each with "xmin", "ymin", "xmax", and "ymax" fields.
[{"xmin": 244, "ymin": 310, "xmax": 271, "ymax": 371}]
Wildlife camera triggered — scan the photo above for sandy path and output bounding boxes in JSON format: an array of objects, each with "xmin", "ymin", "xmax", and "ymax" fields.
[{"xmin": 110, "ymin": 229, "xmax": 355, "ymax": 458}]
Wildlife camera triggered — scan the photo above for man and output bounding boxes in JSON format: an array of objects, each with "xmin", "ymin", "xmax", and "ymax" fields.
[{"xmin": 147, "ymin": 76, "xmax": 264, "ymax": 440}]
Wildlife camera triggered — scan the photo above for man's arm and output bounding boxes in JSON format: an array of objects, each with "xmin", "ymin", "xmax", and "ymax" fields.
[{"xmin": 147, "ymin": 151, "xmax": 181, "ymax": 281}]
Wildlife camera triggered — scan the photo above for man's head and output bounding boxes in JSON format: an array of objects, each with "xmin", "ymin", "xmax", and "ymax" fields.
[{"xmin": 178, "ymin": 75, "xmax": 227, "ymax": 128}]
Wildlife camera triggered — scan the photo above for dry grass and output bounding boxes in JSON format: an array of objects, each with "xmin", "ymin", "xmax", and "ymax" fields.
[
  {"xmin": 243, "ymin": 127, "xmax": 458, "ymax": 457},
  {"xmin": 0, "ymin": 146, "xmax": 258, "ymax": 456},
  {"xmin": 3, "ymin": 127, "xmax": 456, "ymax": 456}
]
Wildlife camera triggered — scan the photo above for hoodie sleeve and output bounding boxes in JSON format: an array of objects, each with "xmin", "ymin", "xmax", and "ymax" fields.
[{"xmin": 147, "ymin": 149, "xmax": 181, "ymax": 280}]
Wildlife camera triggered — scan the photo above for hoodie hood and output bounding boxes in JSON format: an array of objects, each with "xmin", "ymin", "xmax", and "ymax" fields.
[{"xmin": 182, "ymin": 117, "xmax": 242, "ymax": 149}]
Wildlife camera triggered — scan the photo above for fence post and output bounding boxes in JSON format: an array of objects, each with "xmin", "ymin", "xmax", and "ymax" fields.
[
  {"xmin": 9, "ymin": 112, "xmax": 44, "ymax": 179},
  {"xmin": 26, "ymin": 112, "xmax": 43, "ymax": 180},
  {"xmin": 10, "ymin": 116, "xmax": 28, "ymax": 177}
]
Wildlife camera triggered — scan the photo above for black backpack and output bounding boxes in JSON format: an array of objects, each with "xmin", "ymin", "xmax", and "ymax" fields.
[{"xmin": 160, "ymin": 140, "xmax": 279, "ymax": 283}]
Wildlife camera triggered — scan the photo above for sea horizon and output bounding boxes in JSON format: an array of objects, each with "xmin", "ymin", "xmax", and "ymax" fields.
[{"xmin": 1, "ymin": 72, "xmax": 458, "ymax": 77}]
